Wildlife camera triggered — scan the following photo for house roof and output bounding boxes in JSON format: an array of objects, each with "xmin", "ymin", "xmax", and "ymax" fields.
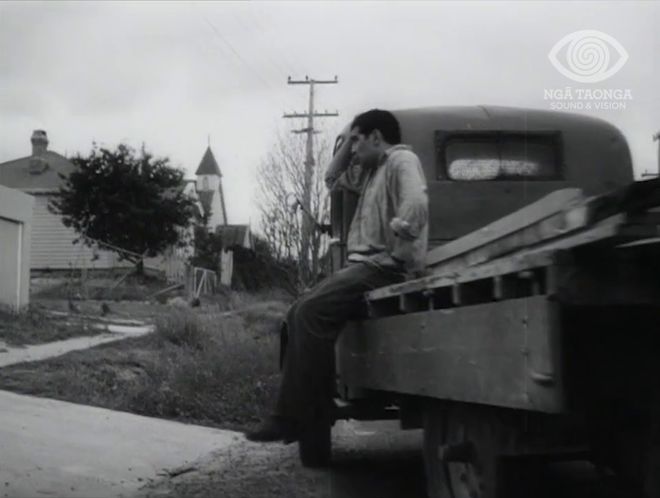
[
  {"xmin": 195, "ymin": 147, "xmax": 222, "ymax": 176},
  {"xmin": 160, "ymin": 182, "xmax": 203, "ymax": 217},
  {"xmin": 215, "ymin": 224, "xmax": 252, "ymax": 249},
  {"xmin": 197, "ymin": 190, "xmax": 214, "ymax": 217},
  {"xmin": 0, "ymin": 151, "xmax": 75, "ymax": 191}
]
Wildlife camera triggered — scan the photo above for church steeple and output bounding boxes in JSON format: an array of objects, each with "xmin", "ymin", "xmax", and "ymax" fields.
[
  {"xmin": 195, "ymin": 144, "xmax": 227, "ymax": 227},
  {"xmin": 195, "ymin": 146, "xmax": 222, "ymax": 176}
]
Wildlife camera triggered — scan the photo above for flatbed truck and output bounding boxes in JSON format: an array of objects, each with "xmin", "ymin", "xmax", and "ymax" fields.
[{"xmin": 292, "ymin": 106, "xmax": 660, "ymax": 498}]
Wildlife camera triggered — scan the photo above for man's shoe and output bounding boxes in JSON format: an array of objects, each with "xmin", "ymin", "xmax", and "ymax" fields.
[{"xmin": 244, "ymin": 416, "xmax": 299, "ymax": 444}]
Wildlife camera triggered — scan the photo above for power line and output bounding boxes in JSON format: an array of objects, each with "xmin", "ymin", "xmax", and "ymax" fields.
[
  {"xmin": 228, "ymin": 8, "xmax": 293, "ymax": 81},
  {"xmin": 199, "ymin": 14, "xmax": 274, "ymax": 91},
  {"xmin": 190, "ymin": 5, "xmax": 300, "ymax": 118},
  {"xmin": 241, "ymin": 7, "xmax": 302, "ymax": 77}
]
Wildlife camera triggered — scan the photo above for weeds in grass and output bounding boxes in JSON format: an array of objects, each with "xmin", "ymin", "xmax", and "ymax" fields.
[
  {"xmin": 130, "ymin": 308, "xmax": 283, "ymax": 427},
  {"xmin": 154, "ymin": 309, "xmax": 209, "ymax": 349},
  {"xmin": 0, "ymin": 290, "xmax": 290, "ymax": 430},
  {"xmin": 32, "ymin": 273, "xmax": 169, "ymax": 301},
  {"xmin": 0, "ymin": 305, "xmax": 91, "ymax": 346}
]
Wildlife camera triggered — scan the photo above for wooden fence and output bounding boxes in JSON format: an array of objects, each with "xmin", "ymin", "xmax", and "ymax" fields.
[{"xmin": 187, "ymin": 266, "xmax": 217, "ymax": 299}]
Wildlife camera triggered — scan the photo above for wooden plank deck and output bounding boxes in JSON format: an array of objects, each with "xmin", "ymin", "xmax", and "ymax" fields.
[
  {"xmin": 367, "ymin": 210, "xmax": 660, "ymax": 311},
  {"xmin": 426, "ymin": 188, "xmax": 585, "ymax": 269},
  {"xmin": 426, "ymin": 179, "xmax": 660, "ymax": 277}
]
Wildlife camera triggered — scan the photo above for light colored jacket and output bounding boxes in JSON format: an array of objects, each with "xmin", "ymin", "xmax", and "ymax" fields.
[{"xmin": 326, "ymin": 143, "xmax": 429, "ymax": 272}]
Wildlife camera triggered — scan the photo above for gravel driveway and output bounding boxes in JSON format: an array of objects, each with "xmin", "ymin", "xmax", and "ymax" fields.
[{"xmin": 138, "ymin": 420, "xmax": 426, "ymax": 498}]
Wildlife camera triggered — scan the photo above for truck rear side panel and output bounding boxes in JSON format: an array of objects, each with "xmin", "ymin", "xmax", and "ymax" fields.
[{"xmin": 337, "ymin": 295, "xmax": 563, "ymax": 413}]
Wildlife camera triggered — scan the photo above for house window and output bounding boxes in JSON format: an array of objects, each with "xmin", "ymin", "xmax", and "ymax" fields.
[
  {"xmin": 202, "ymin": 177, "xmax": 209, "ymax": 190},
  {"xmin": 436, "ymin": 132, "xmax": 562, "ymax": 181}
]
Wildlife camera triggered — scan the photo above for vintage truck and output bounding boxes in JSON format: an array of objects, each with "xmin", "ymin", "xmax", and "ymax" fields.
[{"xmin": 291, "ymin": 106, "xmax": 660, "ymax": 498}]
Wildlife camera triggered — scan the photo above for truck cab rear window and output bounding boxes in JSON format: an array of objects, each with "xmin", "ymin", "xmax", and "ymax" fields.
[{"xmin": 438, "ymin": 133, "xmax": 561, "ymax": 181}]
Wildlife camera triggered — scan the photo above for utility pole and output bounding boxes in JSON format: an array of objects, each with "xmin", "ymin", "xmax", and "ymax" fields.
[{"xmin": 283, "ymin": 75, "xmax": 338, "ymax": 281}]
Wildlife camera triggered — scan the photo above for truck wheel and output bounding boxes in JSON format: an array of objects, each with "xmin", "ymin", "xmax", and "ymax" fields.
[
  {"xmin": 423, "ymin": 402, "xmax": 452, "ymax": 498},
  {"xmin": 620, "ymin": 397, "xmax": 660, "ymax": 497},
  {"xmin": 596, "ymin": 389, "xmax": 660, "ymax": 497},
  {"xmin": 298, "ymin": 414, "xmax": 332, "ymax": 468},
  {"xmin": 423, "ymin": 401, "xmax": 528, "ymax": 498},
  {"xmin": 640, "ymin": 391, "xmax": 660, "ymax": 497}
]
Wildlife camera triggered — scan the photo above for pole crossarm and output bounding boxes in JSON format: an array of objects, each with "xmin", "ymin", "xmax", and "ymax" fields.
[
  {"xmin": 283, "ymin": 112, "xmax": 339, "ymax": 118},
  {"xmin": 287, "ymin": 76, "xmax": 338, "ymax": 85},
  {"xmin": 291, "ymin": 128, "xmax": 322, "ymax": 135}
]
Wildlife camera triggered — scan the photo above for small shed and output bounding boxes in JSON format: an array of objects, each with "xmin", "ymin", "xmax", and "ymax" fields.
[
  {"xmin": 0, "ymin": 185, "xmax": 33, "ymax": 311},
  {"xmin": 215, "ymin": 224, "xmax": 253, "ymax": 286}
]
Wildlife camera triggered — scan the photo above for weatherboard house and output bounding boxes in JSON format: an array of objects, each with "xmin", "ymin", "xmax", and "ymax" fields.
[
  {"xmin": 0, "ymin": 131, "xmax": 251, "ymax": 284},
  {"xmin": 0, "ymin": 131, "xmax": 208, "ymax": 273},
  {"xmin": 0, "ymin": 130, "xmax": 118, "ymax": 271}
]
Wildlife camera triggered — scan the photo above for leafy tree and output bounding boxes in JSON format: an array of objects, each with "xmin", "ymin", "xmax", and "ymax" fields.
[{"xmin": 50, "ymin": 143, "xmax": 197, "ymax": 267}]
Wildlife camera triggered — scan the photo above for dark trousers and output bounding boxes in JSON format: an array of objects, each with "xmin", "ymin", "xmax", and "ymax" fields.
[{"xmin": 275, "ymin": 262, "xmax": 405, "ymax": 421}]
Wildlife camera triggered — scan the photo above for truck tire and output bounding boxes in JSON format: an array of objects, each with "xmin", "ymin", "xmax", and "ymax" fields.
[
  {"xmin": 639, "ymin": 389, "xmax": 660, "ymax": 497},
  {"xmin": 298, "ymin": 414, "xmax": 332, "ymax": 468},
  {"xmin": 620, "ymin": 395, "xmax": 660, "ymax": 498},
  {"xmin": 423, "ymin": 401, "xmax": 532, "ymax": 498},
  {"xmin": 422, "ymin": 402, "xmax": 452, "ymax": 498}
]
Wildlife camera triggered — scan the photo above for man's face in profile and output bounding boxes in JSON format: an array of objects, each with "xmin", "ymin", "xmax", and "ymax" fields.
[{"xmin": 349, "ymin": 127, "xmax": 380, "ymax": 169}]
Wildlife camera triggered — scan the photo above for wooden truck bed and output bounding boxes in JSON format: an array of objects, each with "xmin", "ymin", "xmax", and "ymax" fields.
[{"xmin": 336, "ymin": 179, "xmax": 660, "ymax": 413}]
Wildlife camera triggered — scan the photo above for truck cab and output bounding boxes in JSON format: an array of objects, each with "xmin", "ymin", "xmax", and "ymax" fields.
[{"xmin": 328, "ymin": 105, "xmax": 633, "ymax": 272}]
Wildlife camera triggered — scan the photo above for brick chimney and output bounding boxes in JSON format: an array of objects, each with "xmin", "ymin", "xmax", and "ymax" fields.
[
  {"xmin": 31, "ymin": 130, "xmax": 48, "ymax": 156},
  {"xmin": 29, "ymin": 130, "xmax": 49, "ymax": 174}
]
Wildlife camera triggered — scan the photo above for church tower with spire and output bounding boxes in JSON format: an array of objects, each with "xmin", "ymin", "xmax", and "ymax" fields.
[{"xmin": 195, "ymin": 145, "xmax": 228, "ymax": 231}]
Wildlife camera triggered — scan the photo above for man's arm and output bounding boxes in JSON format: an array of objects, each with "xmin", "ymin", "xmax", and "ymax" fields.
[
  {"xmin": 388, "ymin": 151, "xmax": 429, "ymax": 264},
  {"xmin": 324, "ymin": 136, "xmax": 364, "ymax": 193}
]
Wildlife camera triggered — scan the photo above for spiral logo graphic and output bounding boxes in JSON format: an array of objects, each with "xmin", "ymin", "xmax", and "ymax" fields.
[{"xmin": 549, "ymin": 30, "xmax": 628, "ymax": 83}]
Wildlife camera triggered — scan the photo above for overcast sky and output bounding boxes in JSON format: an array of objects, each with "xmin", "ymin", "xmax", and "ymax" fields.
[{"xmin": 1, "ymin": 1, "xmax": 658, "ymax": 226}]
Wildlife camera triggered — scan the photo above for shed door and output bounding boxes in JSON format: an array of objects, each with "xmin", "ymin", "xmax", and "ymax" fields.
[{"xmin": 0, "ymin": 217, "xmax": 21, "ymax": 310}]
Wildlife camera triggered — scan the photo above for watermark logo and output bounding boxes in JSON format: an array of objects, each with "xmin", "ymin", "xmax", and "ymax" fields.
[
  {"xmin": 548, "ymin": 30, "xmax": 629, "ymax": 83},
  {"xmin": 544, "ymin": 30, "xmax": 632, "ymax": 111}
]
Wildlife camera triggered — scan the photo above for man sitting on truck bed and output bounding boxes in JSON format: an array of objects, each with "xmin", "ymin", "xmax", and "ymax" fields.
[{"xmin": 246, "ymin": 109, "xmax": 429, "ymax": 443}]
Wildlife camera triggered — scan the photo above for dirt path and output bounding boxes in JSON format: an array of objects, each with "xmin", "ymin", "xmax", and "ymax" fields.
[
  {"xmin": 138, "ymin": 421, "xmax": 426, "ymax": 498},
  {"xmin": 0, "ymin": 323, "xmax": 153, "ymax": 367}
]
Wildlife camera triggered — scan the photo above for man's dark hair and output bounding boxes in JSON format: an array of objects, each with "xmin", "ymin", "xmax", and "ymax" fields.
[{"xmin": 350, "ymin": 109, "xmax": 401, "ymax": 145}]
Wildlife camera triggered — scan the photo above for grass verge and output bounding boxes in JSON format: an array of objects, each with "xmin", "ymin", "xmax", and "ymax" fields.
[
  {"xmin": 0, "ymin": 298, "xmax": 289, "ymax": 432},
  {"xmin": 32, "ymin": 273, "xmax": 171, "ymax": 301},
  {"xmin": 0, "ymin": 306, "xmax": 105, "ymax": 347}
]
